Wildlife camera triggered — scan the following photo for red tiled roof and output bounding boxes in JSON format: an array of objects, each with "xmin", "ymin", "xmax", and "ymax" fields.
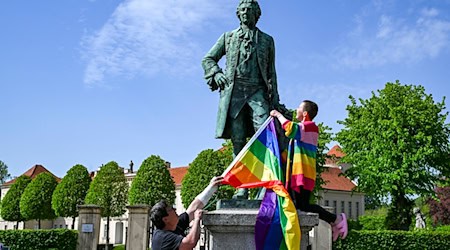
[
  {"xmin": 3, "ymin": 164, "xmax": 61, "ymax": 186},
  {"xmin": 325, "ymin": 145, "xmax": 345, "ymax": 166},
  {"xmin": 169, "ymin": 166, "xmax": 188, "ymax": 185},
  {"xmin": 320, "ymin": 167, "xmax": 356, "ymax": 192},
  {"xmin": 327, "ymin": 145, "xmax": 345, "ymax": 158}
]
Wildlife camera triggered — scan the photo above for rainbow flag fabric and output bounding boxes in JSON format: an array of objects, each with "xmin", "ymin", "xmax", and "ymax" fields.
[
  {"xmin": 283, "ymin": 121, "xmax": 319, "ymax": 192},
  {"xmin": 222, "ymin": 118, "xmax": 300, "ymax": 250}
]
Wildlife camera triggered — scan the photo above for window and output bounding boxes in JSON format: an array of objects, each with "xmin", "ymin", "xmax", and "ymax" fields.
[
  {"xmin": 356, "ymin": 202, "xmax": 360, "ymax": 218},
  {"xmin": 325, "ymin": 200, "xmax": 329, "ymax": 206},
  {"xmin": 13, "ymin": 224, "xmax": 17, "ymax": 230},
  {"xmin": 333, "ymin": 201, "xmax": 337, "ymax": 215},
  {"xmin": 104, "ymin": 224, "xmax": 108, "ymax": 239},
  {"xmin": 341, "ymin": 201, "xmax": 345, "ymax": 213},
  {"xmin": 4, "ymin": 225, "xmax": 7, "ymax": 230},
  {"xmin": 348, "ymin": 202, "xmax": 352, "ymax": 218}
]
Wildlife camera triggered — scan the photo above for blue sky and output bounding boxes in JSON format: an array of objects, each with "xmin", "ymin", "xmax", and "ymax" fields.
[{"xmin": 1, "ymin": 0, "xmax": 449, "ymax": 179}]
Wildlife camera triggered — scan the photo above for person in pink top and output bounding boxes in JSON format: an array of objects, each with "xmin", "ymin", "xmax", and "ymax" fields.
[{"xmin": 271, "ymin": 100, "xmax": 348, "ymax": 241}]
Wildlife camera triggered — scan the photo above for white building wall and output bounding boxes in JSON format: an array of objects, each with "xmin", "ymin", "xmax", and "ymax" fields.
[
  {"xmin": 318, "ymin": 189, "xmax": 365, "ymax": 220},
  {"xmin": 174, "ymin": 186, "xmax": 186, "ymax": 215}
]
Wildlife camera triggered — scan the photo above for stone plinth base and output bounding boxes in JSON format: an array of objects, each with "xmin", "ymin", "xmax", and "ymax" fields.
[
  {"xmin": 77, "ymin": 205, "xmax": 101, "ymax": 250},
  {"xmin": 203, "ymin": 209, "xmax": 319, "ymax": 250},
  {"xmin": 126, "ymin": 205, "xmax": 150, "ymax": 250},
  {"xmin": 216, "ymin": 199, "xmax": 261, "ymax": 209}
]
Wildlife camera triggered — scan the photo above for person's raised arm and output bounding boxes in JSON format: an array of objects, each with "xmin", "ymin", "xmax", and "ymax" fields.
[
  {"xmin": 179, "ymin": 209, "xmax": 203, "ymax": 250},
  {"xmin": 270, "ymin": 110, "xmax": 289, "ymax": 125},
  {"xmin": 186, "ymin": 176, "xmax": 223, "ymax": 221}
]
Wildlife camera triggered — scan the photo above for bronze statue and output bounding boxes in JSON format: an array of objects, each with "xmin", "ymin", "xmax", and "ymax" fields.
[{"xmin": 202, "ymin": 0, "xmax": 287, "ymax": 199}]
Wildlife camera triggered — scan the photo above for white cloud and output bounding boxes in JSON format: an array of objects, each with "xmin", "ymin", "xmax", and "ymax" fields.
[
  {"xmin": 421, "ymin": 7, "xmax": 439, "ymax": 18},
  {"xmin": 333, "ymin": 6, "xmax": 450, "ymax": 69},
  {"xmin": 81, "ymin": 0, "xmax": 232, "ymax": 86}
]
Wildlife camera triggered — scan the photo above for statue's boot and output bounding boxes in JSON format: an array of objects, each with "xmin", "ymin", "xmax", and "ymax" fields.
[
  {"xmin": 232, "ymin": 188, "xmax": 249, "ymax": 199},
  {"xmin": 255, "ymin": 187, "xmax": 266, "ymax": 200}
]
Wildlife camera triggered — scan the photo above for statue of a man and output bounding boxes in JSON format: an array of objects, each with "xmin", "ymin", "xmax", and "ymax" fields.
[
  {"xmin": 202, "ymin": 0, "xmax": 285, "ymax": 199},
  {"xmin": 414, "ymin": 207, "xmax": 426, "ymax": 229}
]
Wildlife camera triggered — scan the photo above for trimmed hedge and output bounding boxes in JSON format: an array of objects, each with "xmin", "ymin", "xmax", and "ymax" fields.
[
  {"xmin": 0, "ymin": 229, "xmax": 77, "ymax": 250},
  {"xmin": 435, "ymin": 225, "xmax": 450, "ymax": 232},
  {"xmin": 358, "ymin": 215, "xmax": 386, "ymax": 230},
  {"xmin": 333, "ymin": 230, "xmax": 450, "ymax": 250}
]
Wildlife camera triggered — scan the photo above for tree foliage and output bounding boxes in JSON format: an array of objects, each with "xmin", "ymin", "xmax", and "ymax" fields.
[
  {"xmin": 181, "ymin": 149, "xmax": 234, "ymax": 210},
  {"xmin": 20, "ymin": 173, "xmax": 58, "ymax": 226},
  {"xmin": 335, "ymin": 81, "xmax": 450, "ymax": 230},
  {"xmin": 0, "ymin": 160, "xmax": 11, "ymax": 184},
  {"xmin": 1, "ymin": 175, "xmax": 32, "ymax": 222},
  {"xmin": 52, "ymin": 164, "xmax": 91, "ymax": 229},
  {"xmin": 85, "ymin": 161, "xmax": 128, "ymax": 218},
  {"xmin": 128, "ymin": 155, "xmax": 175, "ymax": 206},
  {"xmin": 428, "ymin": 186, "xmax": 450, "ymax": 225},
  {"xmin": 85, "ymin": 161, "xmax": 128, "ymax": 249},
  {"xmin": 315, "ymin": 123, "xmax": 333, "ymax": 195}
]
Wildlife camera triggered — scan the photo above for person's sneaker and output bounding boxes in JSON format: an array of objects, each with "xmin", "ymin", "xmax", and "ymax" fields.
[
  {"xmin": 332, "ymin": 224, "xmax": 340, "ymax": 242},
  {"xmin": 336, "ymin": 213, "xmax": 348, "ymax": 239}
]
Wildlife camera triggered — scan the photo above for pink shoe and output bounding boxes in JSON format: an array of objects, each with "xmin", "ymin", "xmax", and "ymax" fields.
[
  {"xmin": 332, "ymin": 224, "xmax": 340, "ymax": 242},
  {"xmin": 336, "ymin": 213, "xmax": 348, "ymax": 239}
]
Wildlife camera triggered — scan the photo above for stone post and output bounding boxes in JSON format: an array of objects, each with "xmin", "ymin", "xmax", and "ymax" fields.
[
  {"xmin": 298, "ymin": 211, "xmax": 319, "ymax": 250},
  {"xmin": 202, "ymin": 209, "xmax": 319, "ymax": 250},
  {"xmin": 311, "ymin": 206, "xmax": 333, "ymax": 250},
  {"xmin": 126, "ymin": 205, "xmax": 151, "ymax": 250},
  {"xmin": 77, "ymin": 205, "xmax": 102, "ymax": 250}
]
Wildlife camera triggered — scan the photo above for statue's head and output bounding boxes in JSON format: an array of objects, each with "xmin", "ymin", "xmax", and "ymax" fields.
[{"xmin": 236, "ymin": 0, "xmax": 261, "ymax": 27}]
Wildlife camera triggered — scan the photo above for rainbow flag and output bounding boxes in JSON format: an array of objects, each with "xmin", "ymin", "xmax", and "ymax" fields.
[{"xmin": 222, "ymin": 118, "xmax": 300, "ymax": 250}]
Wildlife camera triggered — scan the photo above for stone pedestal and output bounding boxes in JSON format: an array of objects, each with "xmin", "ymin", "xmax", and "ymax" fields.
[
  {"xmin": 203, "ymin": 209, "xmax": 319, "ymax": 250},
  {"xmin": 126, "ymin": 205, "xmax": 150, "ymax": 250},
  {"xmin": 311, "ymin": 206, "xmax": 333, "ymax": 250},
  {"xmin": 77, "ymin": 205, "xmax": 102, "ymax": 250},
  {"xmin": 299, "ymin": 211, "xmax": 320, "ymax": 250}
]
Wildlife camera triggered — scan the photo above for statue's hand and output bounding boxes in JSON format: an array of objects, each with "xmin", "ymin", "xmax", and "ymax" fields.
[
  {"xmin": 209, "ymin": 82, "xmax": 219, "ymax": 91},
  {"xmin": 275, "ymin": 103, "xmax": 292, "ymax": 120},
  {"xmin": 214, "ymin": 72, "xmax": 229, "ymax": 90}
]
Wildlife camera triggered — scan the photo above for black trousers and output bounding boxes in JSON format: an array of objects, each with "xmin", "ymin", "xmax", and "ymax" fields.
[{"xmin": 294, "ymin": 186, "xmax": 337, "ymax": 224}]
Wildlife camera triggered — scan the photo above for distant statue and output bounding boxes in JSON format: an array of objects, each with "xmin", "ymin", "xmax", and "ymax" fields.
[
  {"xmin": 414, "ymin": 207, "xmax": 426, "ymax": 229},
  {"xmin": 202, "ymin": 0, "xmax": 288, "ymax": 198},
  {"xmin": 129, "ymin": 160, "xmax": 134, "ymax": 173}
]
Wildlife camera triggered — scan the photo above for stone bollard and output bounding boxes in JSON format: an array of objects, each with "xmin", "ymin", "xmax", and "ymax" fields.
[
  {"xmin": 126, "ymin": 205, "xmax": 151, "ymax": 250},
  {"xmin": 202, "ymin": 209, "xmax": 319, "ymax": 250},
  {"xmin": 77, "ymin": 205, "xmax": 102, "ymax": 250},
  {"xmin": 298, "ymin": 211, "xmax": 320, "ymax": 250}
]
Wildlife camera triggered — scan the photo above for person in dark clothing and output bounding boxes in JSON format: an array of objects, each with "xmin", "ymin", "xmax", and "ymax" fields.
[{"xmin": 150, "ymin": 176, "xmax": 223, "ymax": 250}]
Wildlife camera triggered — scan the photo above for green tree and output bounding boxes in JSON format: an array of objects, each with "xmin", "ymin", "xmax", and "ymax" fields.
[
  {"xmin": 85, "ymin": 161, "xmax": 128, "ymax": 250},
  {"xmin": 336, "ymin": 81, "xmax": 450, "ymax": 230},
  {"xmin": 20, "ymin": 172, "xmax": 58, "ymax": 229},
  {"xmin": 52, "ymin": 164, "xmax": 91, "ymax": 229},
  {"xmin": 0, "ymin": 160, "xmax": 11, "ymax": 184},
  {"xmin": 181, "ymin": 149, "xmax": 234, "ymax": 210},
  {"xmin": 128, "ymin": 155, "xmax": 176, "ymax": 206},
  {"xmin": 315, "ymin": 123, "xmax": 333, "ymax": 195},
  {"xmin": 0, "ymin": 175, "xmax": 32, "ymax": 229}
]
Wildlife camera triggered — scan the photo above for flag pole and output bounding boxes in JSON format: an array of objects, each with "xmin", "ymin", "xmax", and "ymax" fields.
[{"xmin": 221, "ymin": 116, "xmax": 274, "ymax": 177}]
